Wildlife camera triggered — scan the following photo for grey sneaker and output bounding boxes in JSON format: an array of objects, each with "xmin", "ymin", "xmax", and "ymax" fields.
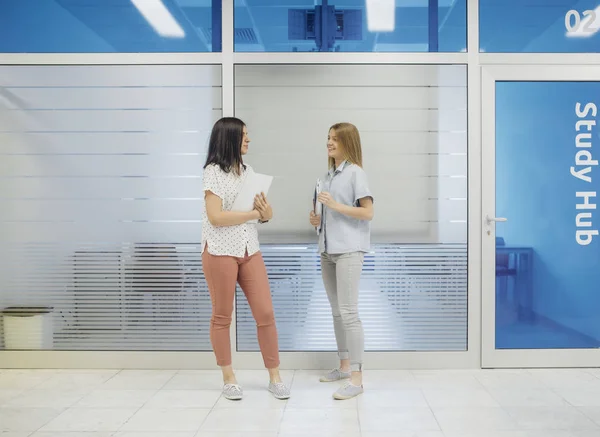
[
  {"xmin": 333, "ymin": 382, "xmax": 364, "ymax": 400},
  {"xmin": 319, "ymin": 368, "xmax": 351, "ymax": 383},
  {"xmin": 268, "ymin": 381, "xmax": 291, "ymax": 400},
  {"xmin": 222, "ymin": 383, "xmax": 243, "ymax": 400}
]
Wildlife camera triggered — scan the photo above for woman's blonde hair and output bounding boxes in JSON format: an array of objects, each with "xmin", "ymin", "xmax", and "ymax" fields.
[{"xmin": 328, "ymin": 122, "xmax": 363, "ymax": 169}]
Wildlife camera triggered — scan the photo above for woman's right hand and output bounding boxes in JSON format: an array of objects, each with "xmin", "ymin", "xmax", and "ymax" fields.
[
  {"xmin": 254, "ymin": 192, "xmax": 273, "ymax": 221},
  {"xmin": 309, "ymin": 210, "xmax": 321, "ymax": 227}
]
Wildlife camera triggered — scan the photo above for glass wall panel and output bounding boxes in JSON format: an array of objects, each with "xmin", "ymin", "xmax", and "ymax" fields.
[
  {"xmin": 0, "ymin": 0, "xmax": 221, "ymax": 53},
  {"xmin": 480, "ymin": 0, "xmax": 600, "ymax": 53},
  {"xmin": 234, "ymin": 64, "xmax": 468, "ymax": 352},
  {"xmin": 0, "ymin": 65, "xmax": 221, "ymax": 351},
  {"xmin": 234, "ymin": 0, "xmax": 466, "ymax": 52}
]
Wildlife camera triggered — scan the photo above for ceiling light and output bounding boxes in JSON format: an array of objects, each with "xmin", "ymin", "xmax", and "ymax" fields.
[
  {"xmin": 131, "ymin": 0, "xmax": 185, "ymax": 38},
  {"xmin": 366, "ymin": 0, "xmax": 395, "ymax": 32}
]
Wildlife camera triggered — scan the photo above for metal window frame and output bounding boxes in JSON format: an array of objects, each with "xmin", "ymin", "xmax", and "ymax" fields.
[
  {"xmin": 5, "ymin": 0, "xmax": 597, "ymax": 370},
  {"xmin": 0, "ymin": 0, "xmax": 473, "ymax": 371}
]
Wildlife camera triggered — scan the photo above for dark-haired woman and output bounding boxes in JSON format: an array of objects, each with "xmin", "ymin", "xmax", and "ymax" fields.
[{"xmin": 202, "ymin": 117, "xmax": 290, "ymax": 401}]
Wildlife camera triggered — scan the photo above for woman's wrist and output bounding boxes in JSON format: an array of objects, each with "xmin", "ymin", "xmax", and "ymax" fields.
[{"xmin": 250, "ymin": 210, "xmax": 261, "ymax": 221}]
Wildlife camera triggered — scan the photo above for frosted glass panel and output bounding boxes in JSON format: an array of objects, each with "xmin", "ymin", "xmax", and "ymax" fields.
[
  {"xmin": 0, "ymin": 65, "xmax": 222, "ymax": 351},
  {"xmin": 234, "ymin": 64, "xmax": 468, "ymax": 352},
  {"xmin": 235, "ymin": 64, "xmax": 467, "ymax": 244}
]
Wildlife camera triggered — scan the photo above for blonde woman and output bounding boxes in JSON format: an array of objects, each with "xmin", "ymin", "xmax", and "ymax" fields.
[{"xmin": 309, "ymin": 122, "xmax": 374, "ymax": 400}]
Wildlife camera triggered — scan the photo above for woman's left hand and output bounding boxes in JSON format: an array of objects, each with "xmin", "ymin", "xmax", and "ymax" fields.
[
  {"xmin": 317, "ymin": 191, "xmax": 339, "ymax": 210},
  {"xmin": 254, "ymin": 192, "xmax": 273, "ymax": 221}
]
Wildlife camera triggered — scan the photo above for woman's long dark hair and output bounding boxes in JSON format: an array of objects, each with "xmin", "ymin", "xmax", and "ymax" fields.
[{"xmin": 204, "ymin": 117, "xmax": 246, "ymax": 174}]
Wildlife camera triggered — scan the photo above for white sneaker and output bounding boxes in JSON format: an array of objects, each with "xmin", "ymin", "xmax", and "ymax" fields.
[
  {"xmin": 223, "ymin": 383, "xmax": 243, "ymax": 400},
  {"xmin": 319, "ymin": 368, "xmax": 351, "ymax": 383},
  {"xmin": 268, "ymin": 381, "xmax": 291, "ymax": 400},
  {"xmin": 333, "ymin": 381, "xmax": 364, "ymax": 400}
]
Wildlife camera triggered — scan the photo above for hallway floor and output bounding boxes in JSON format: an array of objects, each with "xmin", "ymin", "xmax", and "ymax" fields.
[{"xmin": 1, "ymin": 368, "xmax": 600, "ymax": 437}]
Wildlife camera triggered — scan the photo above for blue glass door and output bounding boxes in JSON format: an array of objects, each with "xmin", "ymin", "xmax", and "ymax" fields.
[{"xmin": 482, "ymin": 66, "xmax": 600, "ymax": 367}]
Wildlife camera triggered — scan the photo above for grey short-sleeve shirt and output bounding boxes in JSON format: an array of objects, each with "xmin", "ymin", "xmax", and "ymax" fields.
[{"xmin": 318, "ymin": 161, "xmax": 373, "ymax": 254}]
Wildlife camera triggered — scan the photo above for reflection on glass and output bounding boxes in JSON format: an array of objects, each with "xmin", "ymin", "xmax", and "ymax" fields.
[
  {"xmin": 480, "ymin": 0, "xmax": 600, "ymax": 53},
  {"xmin": 0, "ymin": 0, "xmax": 220, "ymax": 52},
  {"xmin": 495, "ymin": 81, "xmax": 600, "ymax": 349},
  {"xmin": 234, "ymin": 0, "xmax": 466, "ymax": 52}
]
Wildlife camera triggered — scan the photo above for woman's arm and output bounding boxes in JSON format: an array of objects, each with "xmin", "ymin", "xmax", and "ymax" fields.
[
  {"xmin": 337, "ymin": 196, "xmax": 374, "ymax": 221},
  {"xmin": 205, "ymin": 191, "xmax": 261, "ymax": 226},
  {"xmin": 317, "ymin": 192, "xmax": 374, "ymax": 221}
]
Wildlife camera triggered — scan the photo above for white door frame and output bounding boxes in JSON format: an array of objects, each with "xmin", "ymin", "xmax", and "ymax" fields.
[{"xmin": 481, "ymin": 64, "xmax": 600, "ymax": 368}]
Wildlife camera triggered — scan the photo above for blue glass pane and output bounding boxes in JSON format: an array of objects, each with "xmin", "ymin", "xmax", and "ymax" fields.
[
  {"xmin": 480, "ymin": 0, "xmax": 600, "ymax": 53},
  {"xmin": 495, "ymin": 81, "xmax": 600, "ymax": 349},
  {"xmin": 234, "ymin": 0, "xmax": 466, "ymax": 52},
  {"xmin": 0, "ymin": 0, "xmax": 221, "ymax": 53}
]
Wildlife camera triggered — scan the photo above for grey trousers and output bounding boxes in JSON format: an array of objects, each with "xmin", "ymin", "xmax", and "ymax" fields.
[{"xmin": 321, "ymin": 251, "xmax": 365, "ymax": 372}]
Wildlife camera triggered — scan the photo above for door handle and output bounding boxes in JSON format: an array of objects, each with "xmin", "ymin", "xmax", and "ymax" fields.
[{"xmin": 485, "ymin": 215, "xmax": 507, "ymax": 225}]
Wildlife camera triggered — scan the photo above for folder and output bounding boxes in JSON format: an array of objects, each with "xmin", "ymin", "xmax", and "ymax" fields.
[{"xmin": 231, "ymin": 171, "xmax": 273, "ymax": 223}]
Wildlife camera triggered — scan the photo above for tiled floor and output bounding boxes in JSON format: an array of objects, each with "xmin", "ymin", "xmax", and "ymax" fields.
[{"xmin": 1, "ymin": 368, "xmax": 600, "ymax": 437}]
